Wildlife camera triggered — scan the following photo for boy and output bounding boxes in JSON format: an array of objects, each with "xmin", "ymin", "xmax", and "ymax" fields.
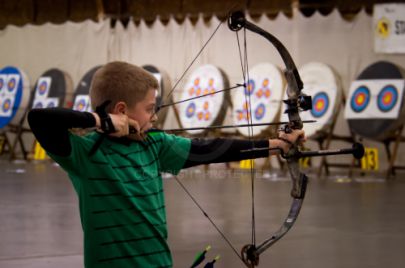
[{"xmin": 28, "ymin": 61, "xmax": 305, "ymax": 267}]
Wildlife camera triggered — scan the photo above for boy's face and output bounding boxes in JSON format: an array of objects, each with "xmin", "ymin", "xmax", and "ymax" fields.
[{"xmin": 127, "ymin": 88, "xmax": 158, "ymax": 131}]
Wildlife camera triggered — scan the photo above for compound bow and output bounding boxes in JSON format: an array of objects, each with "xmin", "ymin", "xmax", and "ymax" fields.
[{"xmin": 149, "ymin": 11, "xmax": 364, "ymax": 268}]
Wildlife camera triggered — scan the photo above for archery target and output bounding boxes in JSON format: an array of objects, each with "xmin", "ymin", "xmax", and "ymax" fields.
[
  {"xmin": 142, "ymin": 65, "xmax": 172, "ymax": 126},
  {"xmin": 311, "ymin": 92, "xmax": 329, "ymax": 118},
  {"xmin": 31, "ymin": 69, "xmax": 73, "ymax": 110},
  {"xmin": 35, "ymin": 77, "xmax": 51, "ymax": 98},
  {"xmin": 232, "ymin": 63, "xmax": 285, "ymax": 137},
  {"xmin": 281, "ymin": 62, "xmax": 342, "ymax": 138},
  {"xmin": 377, "ymin": 85, "xmax": 398, "ymax": 112},
  {"xmin": 345, "ymin": 61, "xmax": 405, "ymax": 141},
  {"xmin": 350, "ymin": 86, "xmax": 371, "ymax": 113},
  {"xmin": 72, "ymin": 66, "xmax": 101, "ymax": 112},
  {"xmin": 0, "ymin": 66, "xmax": 30, "ymax": 129},
  {"xmin": 73, "ymin": 95, "xmax": 91, "ymax": 112},
  {"xmin": 178, "ymin": 65, "xmax": 229, "ymax": 134}
]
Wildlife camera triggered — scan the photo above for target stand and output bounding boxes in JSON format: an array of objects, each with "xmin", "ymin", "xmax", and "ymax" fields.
[
  {"xmin": 0, "ymin": 66, "xmax": 32, "ymax": 160},
  {"xmin": 0, "ymin": 123, "xmax": 28, "ymax": 160},
  {"xmin": 345, "ymin": 61, "xmax": 405, "ymax": 179},
  {"xmin": 2, "ymin": 111, "xmax": 32, "ymax": 160},
  {"xmin": 380, "ymin": 125, "xmax": 405, "ymax": 179},
  {"xmin": 312, "ymin": 96, "xmax": 361, "ymax": 177}
]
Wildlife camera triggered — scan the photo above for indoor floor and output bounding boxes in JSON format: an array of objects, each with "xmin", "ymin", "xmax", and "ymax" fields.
[{"xmin": 0, "ymin": 160, "xmax": 404, "ymax": 268}]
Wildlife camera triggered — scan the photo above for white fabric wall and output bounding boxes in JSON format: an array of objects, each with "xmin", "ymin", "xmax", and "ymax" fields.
[
  {"xmin": 1, "ymin": 9, "xmax": 405, "ymax": 170},
  {"xmin": 0, "ymin": 20, "xmax": 110, "ymax": 86}
]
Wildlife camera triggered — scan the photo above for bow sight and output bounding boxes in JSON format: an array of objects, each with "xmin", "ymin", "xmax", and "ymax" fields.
[{"xmin": 284, "ymin": 95, "xmax": 313, "ymax": 114}]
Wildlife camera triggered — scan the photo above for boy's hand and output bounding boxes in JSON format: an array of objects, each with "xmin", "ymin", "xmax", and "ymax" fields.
[
  {"xmin": 110, "ymin": 114, "xmax": 145, "ymax": 140},
  {"xmin": 96, "ymin": 113, "xmax": 144, "ymax": 140},
  {"xmin": 107, "ymin": 113, "xmax": 130, "ymax": 137},
  {"xmin": 127, "ymin": 119, "xmax": 145, "ymax": 141},
  {"xmin": 269, "ymin": 129, "xmax": 306, "ymax": 155}
]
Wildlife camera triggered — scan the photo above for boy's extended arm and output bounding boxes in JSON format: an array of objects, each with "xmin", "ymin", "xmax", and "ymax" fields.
[
  {"xmin": 28, "ymin": 108, "xmax": 99, "ymax": 157},
  {"xmin": 183, "ymin": 138, "xmax": 271, "ymax": 168}
]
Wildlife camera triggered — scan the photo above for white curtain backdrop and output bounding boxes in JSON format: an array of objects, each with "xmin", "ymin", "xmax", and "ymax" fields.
[{"xmin": 1, "ymin": 9, "xmax": 405, "ymax": 169}]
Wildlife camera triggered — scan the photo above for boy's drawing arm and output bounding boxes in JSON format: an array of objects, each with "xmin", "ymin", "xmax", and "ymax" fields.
[{"xmin": 28, "ymin": 108, "xmax": 97, "ymax": 156}]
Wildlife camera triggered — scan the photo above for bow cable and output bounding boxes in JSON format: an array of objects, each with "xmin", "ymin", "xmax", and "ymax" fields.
[{"xmin": 235, "ymin": 27, "xmax": 257, "ymax": 248}]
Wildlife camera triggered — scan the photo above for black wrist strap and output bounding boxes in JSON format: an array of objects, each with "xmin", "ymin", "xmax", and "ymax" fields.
[{"xmin": 95, "ymin": 100, "xmax": 116, "ymax": 134}]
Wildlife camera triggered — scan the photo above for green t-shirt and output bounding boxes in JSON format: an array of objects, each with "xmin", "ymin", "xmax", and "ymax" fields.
[{"xmin": 49, "ymin": 131, "xmax": 191, "ymax": 268}]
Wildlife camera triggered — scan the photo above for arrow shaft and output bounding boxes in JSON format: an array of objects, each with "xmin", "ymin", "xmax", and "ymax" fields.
[
  {"xmin": 241, "ymin": 145, "xmax": 364, "ymax": 160},
  {"xmin": 162, "ymin": 120, "xmax": 316, "ymax": 132}
]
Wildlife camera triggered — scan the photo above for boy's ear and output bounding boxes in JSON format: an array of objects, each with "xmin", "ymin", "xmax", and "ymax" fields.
[{"xmin": 112, "ymin": 101, "xmax": 127, "ymax": 114}]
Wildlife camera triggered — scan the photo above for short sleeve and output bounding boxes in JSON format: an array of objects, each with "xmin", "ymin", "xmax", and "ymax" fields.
[{"xmin": 155, "ymin": 133, "xmax": 191, "ymax": 175}]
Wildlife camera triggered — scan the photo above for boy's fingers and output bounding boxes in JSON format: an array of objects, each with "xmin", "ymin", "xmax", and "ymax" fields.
[
  {"xmin": 129, "ymin": 126, "xmax": 137, "ymax": 134},
  {"xmin": 128, "ymin": 118, "xmax": 140, "ymax": 131},
  {"xmin": 128, "ymin": 118, "xmax": 144, "ymax": 141},
  {"xmin": 110, "ymin": 113, "xmax": 127, "ymax": 133},
  {"xmin": 298, "ymin": 130, "xmax": 306, "ymax": 143},
  {"xmin": 128, "ymin": 119, "xmax": 142, "ymax": 139},
  {"xmin": 279, "ymin": 129, "xmax": 306, "ymax": 144}
]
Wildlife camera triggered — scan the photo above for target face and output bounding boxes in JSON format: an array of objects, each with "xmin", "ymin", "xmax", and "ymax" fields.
[
  {"xmin": 46, "ymin": 99, "xmax": 58, "ymax": 108},
  {"xmin": 350, "ymin": 86, "xmax": 371, "ymax": 113},
  {"xmin": 232, "ymin": 63, "xmax": 284, "ymax": 137},
  {"xmin": 244, "ymin": 79, "xmax": 255, "ymax": 96},
  {"xmin": 178, "ymin": 65, "xmax": 228, "ymax": 134},
  {"xmin": 75, "ymin": 99, "xmax": 86, "ymax": 111},
  {"xmin": 33, "ymin": 101, "xmax": 43, "ymax": 109},
  {"xmin": 2, "ymin": 98, "xmax": 12, "ymax": 113},
  {"xmin": 254, "ymin": 103, "xmax": 266, "ymax": 120},
  {"xmin": 38, "ymin": 80, "xmax": 49, "ymax": 96},
  {"xmin": 73, "ymin": 95, "xmax": 91, "ymax": 112},
  {"xmin": 185, "ymin": 102, "xmax": 196, "ymax": 118},
  {"xmin": 311, "ymin": 92, "xmax": 329, "ymax": 118},
  {"xmin": 0, "ymin": 67, "xmax": 28, "ymax": 129},
  {"xmin": 377, "ymin": 85, "xmax": 398, "ymax": 112},
  {"xmin": 7, "ymin": 77, "xmax": 17, "ymax": 93},
  {"xmin": 34, "ymin": 77, "xmax": 51, "ymax": 100}
]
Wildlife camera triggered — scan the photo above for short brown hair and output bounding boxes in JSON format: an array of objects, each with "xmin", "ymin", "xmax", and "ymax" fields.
[{"xmin": 90, "ymin": 61, "xmax": 158, "ymax": 112}]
